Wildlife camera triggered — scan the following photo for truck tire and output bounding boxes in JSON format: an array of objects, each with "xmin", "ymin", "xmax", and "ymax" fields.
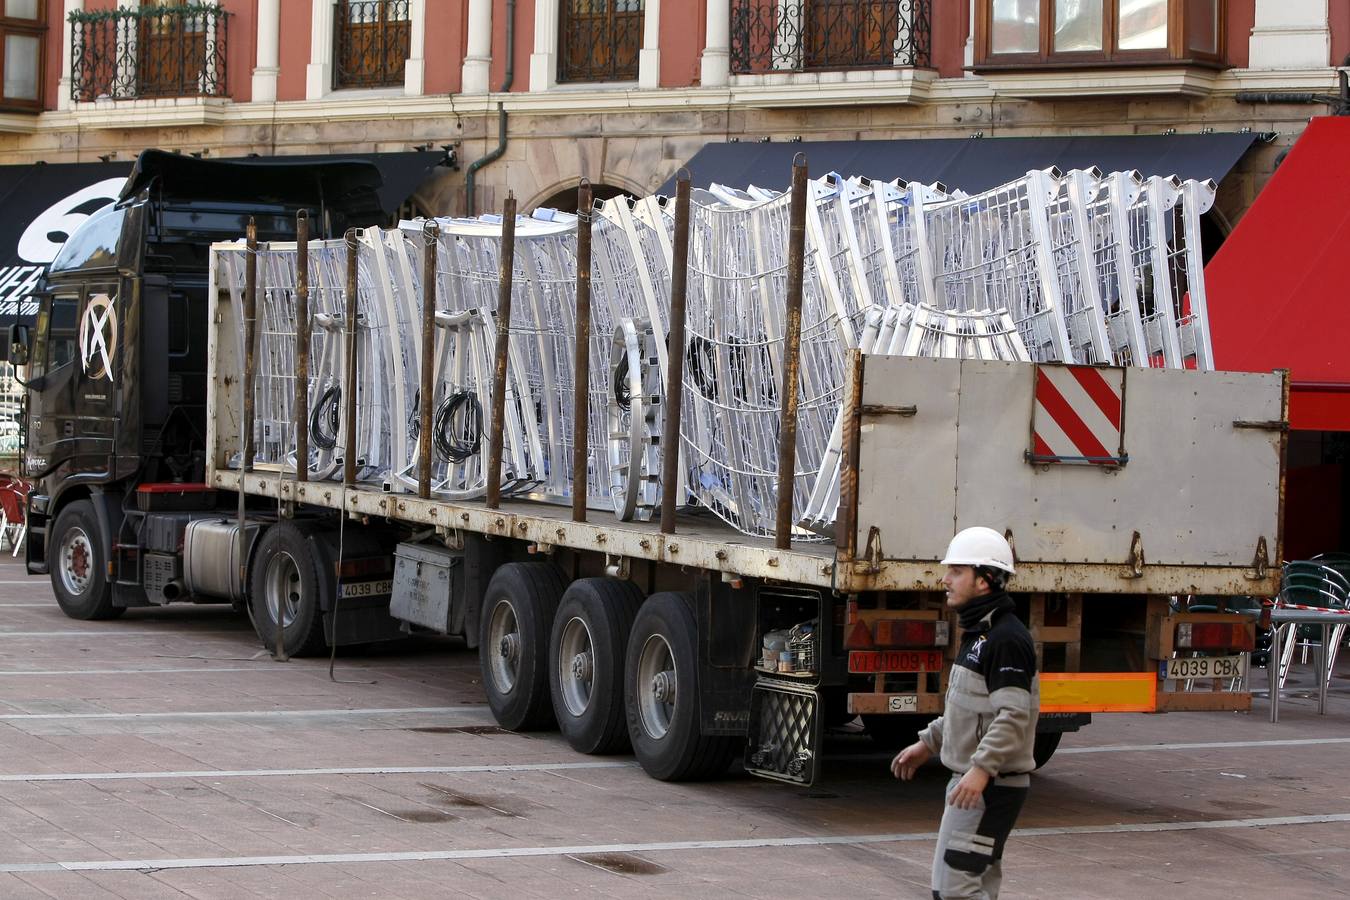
[
  {"xmin": 479, "ymin": 562, "xmax": 566, "ymax": 731},
  {"xmin": 624, "ymin": 592, "xmax": 737, "ymax": 781},
  {"xmin": 248, "ymin": 521, "xmax": 327, "ymax": 657},
  {"xmin": 49, "ymin": 500, "xmax": 122, "ymax": 621},
  {"xmin": 1033, "ymin": 731, "xmax": 1062, "ymax": 769},
  {"xmin": 549, "ymin": 577, "xmax": 642, "ymax": 754}
]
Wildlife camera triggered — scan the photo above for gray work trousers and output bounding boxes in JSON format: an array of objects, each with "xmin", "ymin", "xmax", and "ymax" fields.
[{"xmin": 931, "ymin": 772, "xmax": 1030, "ymax": 900}]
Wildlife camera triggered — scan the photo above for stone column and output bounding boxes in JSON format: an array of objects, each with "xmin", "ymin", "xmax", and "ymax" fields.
[
  {"xmin": 306, "ymin": 0, "xmax": 336, "ymax": 99},
  {"xmin": 462, "ymin": 0, "xmax": 493, "ymax": 94},
  {"xmin": 405, "ymin": 0, "xmax": 426, "ymax": 95},
  {"xmin": 252, "ymin": 0, "xmax": 280, "ymax": 102},
  {"xmin": 701, "ymin": 0, "xmax": 729, "ymax": 87},
  {"xmin": 1248, "ymin": 0, "xmax": 1330, "ymax": 69},
  {"xmin": 58, "ymin": 0, "xmax": 82, "ymax": 109},
  {"xmin": 529, "ymin": 0, "xmax": 560, "ymax": 91},
  {"xmin": 964, "ymin": 0, "xmax": 976, "ymax": 70},
  {"xmin": 638, "ymin": 0, "xmax": 661, "ymax": 88}
]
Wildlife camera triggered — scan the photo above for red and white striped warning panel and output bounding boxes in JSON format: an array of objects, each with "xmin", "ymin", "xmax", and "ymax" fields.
[{"xmin": 1030, "ymin": 365, "xmax": 1126, "ymax": 466}]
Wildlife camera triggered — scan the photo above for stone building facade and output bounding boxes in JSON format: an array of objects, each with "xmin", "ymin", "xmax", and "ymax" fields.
[{"xmin": 0, "ymin": 1, "xmax": 1344, "ymax": 228}]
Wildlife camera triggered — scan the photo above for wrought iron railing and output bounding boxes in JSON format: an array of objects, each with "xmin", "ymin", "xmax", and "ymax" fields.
[
  {"xmin": 70, "ymin": 4, "xmax": 228, "ymax": 102},
  {"xmin": 559, "ymin": 0, "xmax": 644, "ymax": 83},
  {"xmin": 730, "ymin": 0, "xmax": 930, "ymax": 74},
  {"xmin": 334, "ymin": 0, "xmax": 411, "ymax": 89}
]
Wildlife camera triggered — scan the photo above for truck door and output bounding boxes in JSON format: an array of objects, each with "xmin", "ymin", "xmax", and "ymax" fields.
[{"xmin": 25, "ymin": 278, "xmax": 124, "ymax": 481}]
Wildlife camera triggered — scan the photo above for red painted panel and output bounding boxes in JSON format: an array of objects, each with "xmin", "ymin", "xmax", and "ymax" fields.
[
  {"xmin": 277, "ymin": 0, "xmax": 312, "ymax": 101},
  {"xmin": 491, "ymin": 0, "xmax": 532, "ymax": 91},
  {"xmin": 1333, "ymin": 0, "xmax": 1350, "ymax": 70},
  {"xmin": 228, "ymin": 0, "xmax": 255, "ymax": 104},
  {"xmin": 1206, "ymin": 117, "xmax": 1350, "ymax": 432},
  {"xmin": 425, "ymin": 1, "xmax": 465, "ymax": 94},
  {"xmin": 929, "ymin": 0, "xmax": 966, "ymax": 78},
  {"xmin": 659, "ymin": 0, "xmax": 701, "ymax": 87},
  {"xmin": 1225, "ymin": 0, "xmax": 1253, "ymax": 68},
  {"xmin": 42, "ymin": 0, "xmax": 62, "ymax": 110}
]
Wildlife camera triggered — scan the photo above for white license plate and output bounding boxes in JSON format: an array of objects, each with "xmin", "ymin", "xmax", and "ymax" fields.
[
  {"xmin": 339, "ymin": 579, "xmax": 392, "ymax": 599},
  {"xmin": 1163, "ymin": 655, "xmax": 1247, "ymax": 681},
  {"xmin": 887, "ymin": 695, "xmax": 919, "ymax": 713}
]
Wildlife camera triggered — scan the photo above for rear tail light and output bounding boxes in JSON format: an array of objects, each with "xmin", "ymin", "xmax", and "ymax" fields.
[
  {"xmin": 1176, "ymin": 622, "xmax": 1253, "ymax": 651},
  {"xmin": 844, "ymin": 620, "xmax": 874, "ymax": 650},
  {"xmin": 337, "ymin": 555, "xmax": 393, "ymax": 579},
  {"xmin": 874, "ymin": 619, "xmax": 949, "ymax": 648}
]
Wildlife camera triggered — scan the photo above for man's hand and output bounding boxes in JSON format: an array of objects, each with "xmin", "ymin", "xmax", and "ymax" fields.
[
  {"xmin": 948, "ymin": 766, "xmax": 991, "ymax": 809},
  {"xmin": 890, "ymin": 740, "xmax": 932, "ymax": 780}
]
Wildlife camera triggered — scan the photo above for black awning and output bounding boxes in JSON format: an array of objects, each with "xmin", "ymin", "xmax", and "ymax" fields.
[
  {"xmin": 0, "ymin": 149, "xmax": 445, "ymax": 343},
  {"xmin": 659, "ymin": 132, "xmax": 1258, "ymax": 195}
]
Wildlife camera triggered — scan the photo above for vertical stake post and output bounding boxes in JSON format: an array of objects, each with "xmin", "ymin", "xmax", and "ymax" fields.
[
  {"xmin": 660, "ymin": 172, "xmax": 692, "ymax": 535},
  {"xmin": 775, "ymin": 155, "xmax": 808, "ymax": 551},
  {"xmin": 342, "ymin": 229, "xmax": 360, "ymax": 489},
  {"xmin": 238, "ymin": 217, "xmax": 258, "ymax": 641},
  {"xmin": 485, "ymin": 194, "xmax": 518, "ymax": 510},
  {"xmin": 418, "ymin": 222, "xmax": 439, "ymax": 500},
  {"xmin": 572, "ymin": 179, "xmax": 593, "ymax": 522},
  {"xmin": 294, "ymin": 210, "xmax": 310, "ymax": 483}
]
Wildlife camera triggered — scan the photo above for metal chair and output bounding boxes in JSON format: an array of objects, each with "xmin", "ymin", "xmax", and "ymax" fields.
[{"xmin": 1275, "ymin": 561, "xmax": 1349, "ymax": 689}]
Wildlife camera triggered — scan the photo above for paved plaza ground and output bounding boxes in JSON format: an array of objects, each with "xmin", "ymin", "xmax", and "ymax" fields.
[{"xmin": 0, "ymin": 555, "xmax": 1347, "ymax": 898}]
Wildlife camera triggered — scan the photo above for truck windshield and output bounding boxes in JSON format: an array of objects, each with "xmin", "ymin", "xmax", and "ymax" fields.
[{"xmin": 49, "ymin": 204, "xmax": 126, "ymax": 273}]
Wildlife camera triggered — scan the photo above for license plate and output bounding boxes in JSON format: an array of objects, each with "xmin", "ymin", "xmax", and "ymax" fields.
[
  {"xmin": 888, "ymin": 695, "xmax": 918, "ymax": 713},
  {"xmin": 1162, "ymin": 654, "xmax": 1247, "ymax": 681},
  {"xmin": 849, "ymin": 650, "xmax": 944, "ymax": 674},
  {"xmin": 339, "ymin": 579, "xmax": 392, "ymax": 599}
]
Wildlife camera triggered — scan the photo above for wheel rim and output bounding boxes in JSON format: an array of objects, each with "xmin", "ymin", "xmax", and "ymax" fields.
[
  {"xmin": 58, "ymin": 525, "xmax": 93, "ymax": 597},
  {"xmin": 488, "ymin": 599, "xmax": 521, "ymax": 695},
  {"xmin": 557, "ymin": 615, "xmax": 596, "ymax": 718},
  {"xmin": 263, "ymin": 551, "xmax": 302, "ymax": 628},
  {"xmin": 636, "ymin": 633, "xmax": 677, "ymax": 740}
]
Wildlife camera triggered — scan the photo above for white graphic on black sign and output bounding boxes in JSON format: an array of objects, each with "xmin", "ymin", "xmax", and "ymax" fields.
[{"xmin": 79, "ymin": 293, "xmax": 117, "ymax": 380}]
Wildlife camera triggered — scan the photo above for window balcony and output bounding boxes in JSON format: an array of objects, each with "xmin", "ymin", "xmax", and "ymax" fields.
[
  {"xmin": 729, "ymin": 0, "xmax": 931, "ymax": 76},
  {"xmin": 334, "ymin": 0, "xmax": 410, "ymax": 90},
  {"xmin": 69, "ymin": 3, "xmax": 228, "ymax": 102}
]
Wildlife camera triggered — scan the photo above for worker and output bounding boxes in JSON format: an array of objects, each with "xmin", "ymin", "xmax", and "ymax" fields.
[{"xmin": 891, "ymin": 526, "xmax": 1039, "ymax": 900}]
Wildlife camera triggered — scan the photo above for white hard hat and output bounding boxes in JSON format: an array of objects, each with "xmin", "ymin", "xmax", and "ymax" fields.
[{"xmin": 941, "ymin": 526, "xmax": 1015, "ymax": 575}]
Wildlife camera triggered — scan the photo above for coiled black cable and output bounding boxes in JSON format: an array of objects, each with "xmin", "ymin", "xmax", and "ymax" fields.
[
  {"xmin": 612, "ymin": 353, "xmax": 632, "ymax": 411},
  {"xmin": 311, "ymin": 385, "xmax": 342, "ymax": 450},
  {"xmin": 433, "ymin": 390, "xmax": 483, "ymax": 463}
]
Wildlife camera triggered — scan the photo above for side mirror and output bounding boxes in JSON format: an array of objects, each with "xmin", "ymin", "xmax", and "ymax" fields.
[{"xmin": 7, "ymin": 323, "xmax": 29, "ymax": 368}]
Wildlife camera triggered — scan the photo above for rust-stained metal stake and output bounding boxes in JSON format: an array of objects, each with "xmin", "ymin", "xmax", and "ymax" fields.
[
  {"xmin": 660, "ymin": 171, "xmax": 692, "ymax": 535},
  {"xmin": 836, "ymin": 349, "xmax": 864, "ymax": 561},
  {"xmin": 485, "ymin": 194, "xmax": 518, "ymax": 510},
  {"xmin": 572, "ymin": 179, "xmax": 593, "ymax": 522},
  {"xmin": 238, "ymin": 217, "xmax": 257, "ymax": 638},
  {"xmin": 295, "ymin": 210, "xmax": 310, "ymax": 483},
  {"xmin": 342, "ymin": 228, "xmax": 360, "ymax": 488},
  {"xmin": 418, "ymin": 222, "xmax": 439, "ymax": 500},
  {"xmin": 775, "ymin": 155, "xmax": 809, "ymax": 551}
]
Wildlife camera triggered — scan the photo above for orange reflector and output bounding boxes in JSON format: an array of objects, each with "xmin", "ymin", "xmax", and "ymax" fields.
[
  {"xmin": 1040, "ymin": 673, "xmax": 1157, "ymax": 713},
  {"xmin": 844, "ymin": 619, "xmax": 874, "ymax": 650}
]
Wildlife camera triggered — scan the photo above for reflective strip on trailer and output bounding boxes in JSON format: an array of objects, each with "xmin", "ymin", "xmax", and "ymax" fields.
[{"xmin": 1040, "ymin": 672, "xmax": 1156, "ymax": 713}]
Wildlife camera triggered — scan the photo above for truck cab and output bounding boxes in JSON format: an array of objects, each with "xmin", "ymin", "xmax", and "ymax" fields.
[{"xmin": 13, "ymin": 150, "xmax": 390, "ymax": 618}]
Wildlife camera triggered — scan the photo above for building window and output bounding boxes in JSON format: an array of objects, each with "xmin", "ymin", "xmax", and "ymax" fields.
[
  {"xmin": 334, "ymin": 0, "xmax": 410, "ymax": 89},
  {"xmin": 558, "ymin": 0, "xmax": 644, "ymax": 83},
  {"xmin": 730, "ymin": 1, "xmax": 931, "ymax": 75},
  {"xmin": 70, "ymin": 2, "xmax": 227, "ymax": 101},
  {"xmin": 978, "ymin": 0, "xmax": 1222, "ymax": 66},
  {"xmin": 0, "ymin": 0, "xmax": 44, "ymax": 111}
]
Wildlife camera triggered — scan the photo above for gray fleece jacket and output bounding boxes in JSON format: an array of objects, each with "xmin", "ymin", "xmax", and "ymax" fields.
[{"xmin": 918, "ymin": 594, "xmax": 1040, "ymax": 777}]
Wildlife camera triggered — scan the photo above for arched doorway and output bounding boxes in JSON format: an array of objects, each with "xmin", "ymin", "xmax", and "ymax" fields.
[{"xmin": 532, "ymin": 181, "xmax": 636, "ymax": 214}]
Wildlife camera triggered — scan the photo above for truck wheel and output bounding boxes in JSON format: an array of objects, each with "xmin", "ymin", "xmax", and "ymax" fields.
[
  {"xmin": 479, "ymin": 562, "xmax": 566, "ymax": 731},
  {"xmin": 625, "ymin": 592, "xmax": 737, "ymax": 781},
  {"xmin": 1033, "ymin": 731, "xmax": 1062, "ymax": 769},
  {"xmin": 50, "ymin": 500, "xmax": 122, "ymax": 621},
  {"xmin": 549, "ymin": 577, "xmax": 642, "ymax": 754},
  {"xmin": 248, "ymin": 522, "xmax": 327, "ymax": 657}
]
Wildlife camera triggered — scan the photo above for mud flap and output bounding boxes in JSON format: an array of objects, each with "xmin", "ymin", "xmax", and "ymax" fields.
[{"xmin": 744, "ymin": 678, "xmax": 822, "ymax": 786}]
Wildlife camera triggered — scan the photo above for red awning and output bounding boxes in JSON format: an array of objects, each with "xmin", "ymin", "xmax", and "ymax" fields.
[{"xmin": 1206, "ymin": 116, "xmax": 1350, "ymax": 431}]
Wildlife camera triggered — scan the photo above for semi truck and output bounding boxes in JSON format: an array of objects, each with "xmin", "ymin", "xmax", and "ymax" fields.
[{"xmin": 11, "ymin": 151, "xmax": 1285, "ymax": 786}]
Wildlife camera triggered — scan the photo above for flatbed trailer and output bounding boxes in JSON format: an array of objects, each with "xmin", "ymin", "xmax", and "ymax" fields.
[{"xmin": 17, "ymin": 151, "xmax": 1287, "ymax": 787}]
